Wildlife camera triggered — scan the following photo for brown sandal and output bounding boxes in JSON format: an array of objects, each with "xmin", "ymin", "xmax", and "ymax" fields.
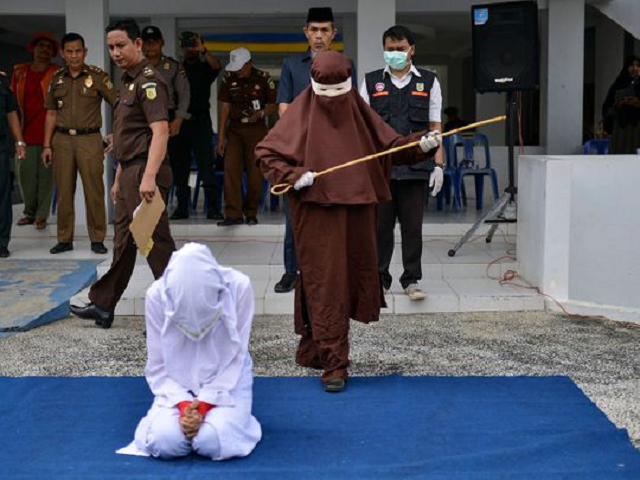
[
  {"xmin": 34, "ymin": 218, "xmax": 47, "ymax": 230},
  {"xmin": 17, "ymin": 217, "xmax": 34, "ymax": 226}
]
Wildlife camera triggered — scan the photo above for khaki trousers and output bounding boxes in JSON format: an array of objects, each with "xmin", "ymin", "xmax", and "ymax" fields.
[{"xmin": 52, "ymin": 132, "xmax": 106, "ymax": 243}]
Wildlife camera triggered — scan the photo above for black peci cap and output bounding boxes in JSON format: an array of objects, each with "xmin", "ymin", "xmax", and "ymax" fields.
[
  {"xmin": 306, "ymin": 7, "xmax": 334, "ymax": 23},
  {"xmin": 141, "ymin": 25, "xmax": 163, "ymax": 41}
]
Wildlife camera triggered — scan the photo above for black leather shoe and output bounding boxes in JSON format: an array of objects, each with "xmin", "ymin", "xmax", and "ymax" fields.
[
  {"xmin": 70, "ymin": 302, "xmax": 114, "ymax": 329},
  {"xmin": 170, "ymin": 210, "xmax": 189, "ymax": 220},
  {"xmin": 274, "ymin": 272, "xmax": 297, "ymax": 293},
  {"xmin": 91, "ymin": 242, "xmax": 108, "ymax": 254},
  {"xmin": 0, "ymin": 247, "xmax": 9, "ymax": 258},
  {"xmin": 245, "ymin": 217, "xmax": 258, "ymax": 226},
  {"xmin": 207, "ymin": 210, "xmax": 224, "ymax": 220},
  {"xmin": 217, "ymin": 217, "xmax": 244, "ymax": 226},
  {"xmin": 323, "ymin": 378, "xmax": 346, "ymax": 393},
  {"xmin": 50, "ymin": 242, "xmax": 73, "ymax": 254}
]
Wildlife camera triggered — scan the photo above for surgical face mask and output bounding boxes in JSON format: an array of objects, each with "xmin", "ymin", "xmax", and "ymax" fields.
[{"xmin": 384, "ymin": 51, "xmax": 409, "ymax": 71}]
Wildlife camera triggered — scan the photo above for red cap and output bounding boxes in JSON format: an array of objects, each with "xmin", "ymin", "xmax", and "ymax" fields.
[{"xmin": 27, "ymin": 31, "xmax": 59, "ymax": 56}]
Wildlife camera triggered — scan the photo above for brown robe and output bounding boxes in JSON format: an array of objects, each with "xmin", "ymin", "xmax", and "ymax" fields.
[{"xmin": 255, "ymin": 52, "xmax": 429, "ymax": 381}]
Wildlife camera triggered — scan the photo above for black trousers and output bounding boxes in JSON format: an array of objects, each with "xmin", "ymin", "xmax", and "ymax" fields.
[
  {"xmin": 0, "ymin": 144, "xmax": 11, "ymax": 249},
  {"xmin": 377, "ymin": 179, "xmax": 425, "ymax": 290},
  {"xmin": 168, "ymin": 112, "xmax": 219, "ymax": 213}
]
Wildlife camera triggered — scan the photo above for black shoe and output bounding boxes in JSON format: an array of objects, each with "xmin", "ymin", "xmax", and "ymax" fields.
[
  {"xmin": 170, "ymin": 210, "xmax": 189, "ymax": 220},
  {"xmin": 0, "ymin": 247, "xmax": 9, "ymax": 258},
  {"xmin": 323, "ymin": 378, "xmax": 346, "ymax": 393},
  {"xmin": 91, "ymin": 242, "xmax": 108, "ymax": 254},
  {"xmin": 245, "ymin": 217, "xmax": 258, "ymax": 226},
  {"xmin": 274, "ymin": 272, "xmax": 297, "ymax": 293},
  {"xmin": 70, "ymin": 302, "xmax": 114, "ymax": 329},
  {"xmin": 217, "ymin": 217, "xmax": 244, "ymax": 226},
  {"xmin": 207, "ymin": 210, "xmax": 224, "ymax": 220},
  {"xmin": 50, "ymin": 242, "xmax": 73, "ymax": 254}
]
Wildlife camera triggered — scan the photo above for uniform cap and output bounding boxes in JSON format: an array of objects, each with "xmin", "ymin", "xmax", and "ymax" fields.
[
  {"xmin": 142, "ymin": 26, "xmax": 163, "ymax": 41},
  {"xmin": 226, "ymin": 47, "xmax": 251, "ymax": 72},
  {"xmin": 27, "ymin": 31, "xmax": 59, "ymax": 56}
]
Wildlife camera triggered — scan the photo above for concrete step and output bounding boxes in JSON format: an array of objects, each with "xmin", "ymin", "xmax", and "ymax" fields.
[{"xmin": 69, "ymin": 236, "xmax": 542, "ymax": 317}]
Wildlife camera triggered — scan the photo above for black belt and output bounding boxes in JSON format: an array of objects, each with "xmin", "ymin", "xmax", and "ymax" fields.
[
  {"xmin": 56, "ymin": 127, "xmax": 101, "ymax": 136},
  {"xmin": 119, "ymin": 158, "xmax": 147, "ymax": 169}
]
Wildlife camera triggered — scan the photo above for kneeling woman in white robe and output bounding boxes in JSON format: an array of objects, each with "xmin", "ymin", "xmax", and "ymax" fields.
[{"xmin": 118, "ymin": 243, "xmax": 262, "ymax": 460}]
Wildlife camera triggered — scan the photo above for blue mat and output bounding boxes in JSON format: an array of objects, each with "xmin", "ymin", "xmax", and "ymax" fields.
[
  {"xmin": 0, "ymin": 376, "xmax": 638, "ymax": 478},
  {"xmin": 0, "ymin": 260, "xmax": 98, "ymax": 336}
]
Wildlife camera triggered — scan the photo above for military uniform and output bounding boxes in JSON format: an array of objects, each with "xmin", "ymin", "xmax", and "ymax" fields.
[
  {"xmin": 170, "ymin": 56, "xmax": 220, "ymax": 218},
  {"xmin": 218, "ymin": 67, "xmax": 276, "ymax": 220},
  {"xmin": 88, "ymin": 59, "xmax": 176, "ymax": 312},
  {"xmin": 44, "ymin": 64, "xmax": 116, "ymax": 245},
  {"xmin": 0, "ymin": 72, "xmax": 19, "ymax": 252}
]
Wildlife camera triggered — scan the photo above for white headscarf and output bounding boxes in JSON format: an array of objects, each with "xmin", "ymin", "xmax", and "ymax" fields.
[{"xmin": 159, "ymin": 243, "xmax": 242, "ymax": 400}]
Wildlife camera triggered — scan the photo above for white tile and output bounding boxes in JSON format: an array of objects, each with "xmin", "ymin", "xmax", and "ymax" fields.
[
  {"xmin": 393, "ymin": 279, "xmax": 459, "ymax": 314},
  {"xmin": 114, "ymin": 299, "xmax": 135, "ymax": 316}
]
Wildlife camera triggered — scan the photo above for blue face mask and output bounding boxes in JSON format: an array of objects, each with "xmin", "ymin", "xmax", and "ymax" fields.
[{"xmin": 383, "ymin": 51, "xmax": 409, "ymax": 71}]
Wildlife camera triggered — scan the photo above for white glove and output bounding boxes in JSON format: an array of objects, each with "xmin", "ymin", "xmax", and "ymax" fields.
[
  {"xmin": 419, "ymin": 130, "xmax": 442, "ymax": 153},
  {"xmin": 429, "ymin": 166, "xmax": 444, "ymax": 197},
  {"xmin": 294, "ymin": 171, "xmax": 315, "ymax": 190}
]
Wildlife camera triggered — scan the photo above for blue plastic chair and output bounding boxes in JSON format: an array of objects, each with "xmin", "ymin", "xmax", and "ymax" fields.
[
  {"xmin": 582, "ymin": 139, "xmax": 610, "ymax": 155},
  {"xmin": 435, "ymin": 136, "xmax": 459, "ymax": 211},
  {"xmin": 449, "ymin": 133, "xmax": 499, "ymax": 210}
]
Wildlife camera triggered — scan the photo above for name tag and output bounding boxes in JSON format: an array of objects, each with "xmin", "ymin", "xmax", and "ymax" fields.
[
  {"xmin": 372, "ymin": 91, "xmax": 389, "ymax": 97},
  {"xmin": 411, "ymin": 91, "xmax": 429, "ymax": 97}
]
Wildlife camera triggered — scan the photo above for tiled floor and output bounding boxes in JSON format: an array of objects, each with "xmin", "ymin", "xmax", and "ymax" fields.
[{"xmin": 7, "ymin": 203, "xmax": 540, "ymax": 316}]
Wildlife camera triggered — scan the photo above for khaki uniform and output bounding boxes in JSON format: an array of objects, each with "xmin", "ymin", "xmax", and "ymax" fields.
[
  {"xmin": 88, "ymin": 60, "xmax": 176, "ymax": 312},
  {"xmin": 44, "ymin": 65, "xmax": 116, "ymax": 243},
  {"xmin": 154, "ymin": 55, "xmax": 190, "ymax": 119},
  {"xmin": 218, "ymin": 67, "xmax": 276, "ymax": 219}
]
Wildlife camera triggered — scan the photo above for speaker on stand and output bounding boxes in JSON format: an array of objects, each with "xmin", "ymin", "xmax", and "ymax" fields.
[{"xmin": 448, "ymin": 0, "xmax": 539, "ymax": 257}]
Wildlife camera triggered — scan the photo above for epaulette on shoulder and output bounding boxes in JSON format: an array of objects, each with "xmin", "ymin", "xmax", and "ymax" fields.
[
  {"xmin": 54, "ymin": 67, "xmax": 65, "ymax": 76},
  {"xmin": 88, "ymin": 65, "xmax": 105, "ymax": 74},
  {"xmin": 143, "ymin": 65, "xmax": 155, "ymax": 78}
]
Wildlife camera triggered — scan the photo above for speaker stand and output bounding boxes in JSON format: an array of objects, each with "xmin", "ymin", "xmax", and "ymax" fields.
[{"xmin": 447, "ymin": 91, "xmax": 517, "ymax": 257}]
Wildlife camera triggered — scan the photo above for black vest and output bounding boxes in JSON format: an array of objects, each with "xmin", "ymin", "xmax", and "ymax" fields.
[{"xmin": 365, "ymin": 68, "xmax": 436, "ymax": 180}]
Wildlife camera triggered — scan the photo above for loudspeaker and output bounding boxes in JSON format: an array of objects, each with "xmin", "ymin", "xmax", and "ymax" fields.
[{"xmin": 472, "ymin": 1, "xmax": 539, "ymax": 93}]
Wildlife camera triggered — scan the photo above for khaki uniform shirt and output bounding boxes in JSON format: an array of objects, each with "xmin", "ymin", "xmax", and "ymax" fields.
[
  {"xmin": 113, "ymin": 59, "xmax": 169, "ymax": 162},
  {"xmin": 154, "ymin": 55, "xmax": 190, "ymax": 119},
  {"xmin": 218, "ymin": 67, "xmax": 276, "ymax": 123},
  {"xmin": 44, "ymin": 65, "xmax": 116, "ymax": 129}
]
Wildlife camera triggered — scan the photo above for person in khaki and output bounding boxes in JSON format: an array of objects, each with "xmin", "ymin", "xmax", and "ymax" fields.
[
  {"xmin": 216, "ymin": 48, "xmax": 276, "ymax": 226},
  {"xmin": 42, "ymin": 32, "xmax": 116, "ymax": 254}
]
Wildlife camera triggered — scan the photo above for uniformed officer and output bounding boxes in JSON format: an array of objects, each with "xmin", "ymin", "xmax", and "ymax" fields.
[
  {"xmin": 0, "ymin": 70, "xmax": 26, "ymax": 258},
  {"xmin": 217, "ymin": 48, "xmax": 276, "ymax": 226},
  {"xmin": 42, "ymin": 32, "xmax": 117, "ymax": 255},
  {"xmin": 142, "ymin": 25, "xmax": 192, "ymax": 220},
  {"xmin": 360, "ymin": 25, "xmax": 444, "ymax": 301},
  {"xmin": 71, "ymin": 19, "xmax": 176, "ymax": 329},
  {"xmin": 169, "ymin": 31, "xmax": 222, "ymax": 220}
]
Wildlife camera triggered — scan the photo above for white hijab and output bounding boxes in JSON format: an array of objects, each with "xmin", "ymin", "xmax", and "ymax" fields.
[{"xmin": 159, "ymin": 243, "xmax": 241, "ymax": 397}]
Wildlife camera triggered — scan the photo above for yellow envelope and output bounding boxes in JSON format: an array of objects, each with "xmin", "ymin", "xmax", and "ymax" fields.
[{"xmin": 129, "ymin": 194, "xmax": 166, "ymax": 257}]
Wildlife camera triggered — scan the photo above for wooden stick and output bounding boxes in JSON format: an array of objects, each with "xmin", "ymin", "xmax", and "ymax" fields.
[{"xmin": 270, "ymin": 115, "xmax": 506, "ymax": 195}]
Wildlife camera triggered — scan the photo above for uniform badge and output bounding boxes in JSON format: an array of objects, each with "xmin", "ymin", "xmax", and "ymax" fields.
[
  {"xmin": 143, "ymin": 66, "xmax": 154, "ymax": 78},
  {"xmin": 142, "ymin": 82, "xmax": 157, "ymax": 100},
  {"xmin": 85, "ymin": 76, "xmax": 93, "ymax": 88},
  {"xmin": 57, "ymin": 99, "xmax": 63, "ymax": 108},
  {"xmin": 375, "ymin": 82, "xmax": 385, "ymax": 92},
  {"xmin": 163, "ymin": 62, "xmax": 170, "ymax": 70},
  {"xmin": 416, "ymin": 83, "xmax": 424, "ymax": 92},
  {"xmin": 56, "ymin": 77, "xmax": 64, "ymax": 85},
  {"xmin": 268, "ymin": 79, "xmax": 275, "ymax": 90},
  {"xmin": 129, "ymin": 84, "xmax": 135, "ymax": 91}
]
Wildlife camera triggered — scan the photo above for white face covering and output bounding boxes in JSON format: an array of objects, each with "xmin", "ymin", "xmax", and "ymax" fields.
[{"xmin": 311, "ymin": 76, "xmax": 352, "ymax": 97}]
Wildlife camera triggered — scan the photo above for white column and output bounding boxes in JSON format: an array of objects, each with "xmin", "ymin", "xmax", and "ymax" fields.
[
  {"xmin": 356, "ymin": 0, "xmax": 395, "ymax": 87},
  {"xmin": 150, "ymin": 16, "xmax": 177, "ymax": 59},
  {"xmin": 594, "ymin": 14, "xmax": 624, "ymax": 131},
  {"xmin": 545, "ymin": 0, "xmax": 585, "ymax": 154},
  {"xmin": 65, "ymin": 0, "xmax": 111, "ymax": 227}
]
